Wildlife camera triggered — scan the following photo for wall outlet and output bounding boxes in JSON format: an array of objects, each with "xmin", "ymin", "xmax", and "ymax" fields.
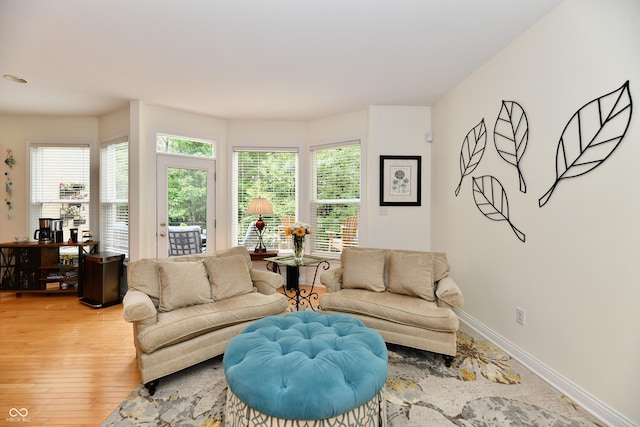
[{"xmin": 516, "ymin": 307, "xmax": 526, "ymax": 326}]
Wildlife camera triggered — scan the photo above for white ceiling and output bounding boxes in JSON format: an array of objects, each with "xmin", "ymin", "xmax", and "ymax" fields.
[{"xmin": 0, "ymin": 0, "xmax": 563, "ymax": 121}]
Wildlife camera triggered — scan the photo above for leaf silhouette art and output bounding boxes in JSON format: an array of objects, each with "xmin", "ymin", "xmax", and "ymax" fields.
[
  {"xmin": 455, "ymin": 119, "xmax": 487, "ymax": 196},
  {"xmin": 472, "ymin": 175, "xmax": 526, "ymax": 242},
  {"xmin": 494, "ymin": 100, "xmax": 529, "ymax": 193},
  {"xmin": 539, "ymin": 80, "xmax": 633, "ymax": 207}
]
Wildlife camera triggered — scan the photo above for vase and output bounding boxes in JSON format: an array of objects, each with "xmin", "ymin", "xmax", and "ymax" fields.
[{"xmin": 293, "ymin": 236, "xmax": 305, "ymax": 263}]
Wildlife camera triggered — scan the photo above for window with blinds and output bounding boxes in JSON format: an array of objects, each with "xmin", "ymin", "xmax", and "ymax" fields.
[
  {"xmin": 101, "ymin": 139, "xmax": 129, "ymax": 257},
  {"xmin": 30, "ymin": 144, "xmax": 91, "ymax": 239},
  {"xmin": 309, "ymin": 141, "xmax": 361, "ymax": 255},
  {"xmin": 232, "ymin": 149, "xmax": 297, "ymax": 251}
]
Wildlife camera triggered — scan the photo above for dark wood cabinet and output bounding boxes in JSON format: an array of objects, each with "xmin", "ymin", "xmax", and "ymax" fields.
[{"xmin": 0, "ymin": 241, "xmax": 99, "ymax": 295}]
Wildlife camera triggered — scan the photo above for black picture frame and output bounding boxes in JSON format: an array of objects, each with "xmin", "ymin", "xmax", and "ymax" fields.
[{"xmin": 380, "ymin": 155, "xmax": 422, "ymax": 206}]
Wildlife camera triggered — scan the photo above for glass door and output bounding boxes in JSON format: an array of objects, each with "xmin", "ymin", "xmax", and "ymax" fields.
[{"xmin": 157, "ymin": 154, "xmax": 215, "ymax": 257}]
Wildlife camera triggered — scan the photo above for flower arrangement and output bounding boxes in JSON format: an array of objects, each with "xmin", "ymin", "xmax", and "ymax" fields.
[
  {"xmin": 285, "ymin": 222, "xmax": 313, "ymax": 238},
  {"xmin": 285, "ymin": 223, "xmax": 312, "ymax": 262}
]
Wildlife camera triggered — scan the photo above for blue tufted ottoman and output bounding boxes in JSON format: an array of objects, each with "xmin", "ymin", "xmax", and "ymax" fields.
[{"xmin": 223, "ymin": 311, "xmax": 388, "ymax": 426}]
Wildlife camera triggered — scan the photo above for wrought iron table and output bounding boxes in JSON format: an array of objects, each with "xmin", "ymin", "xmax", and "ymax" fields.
[{"xmin": 264, "ymin": 255, "xmax": 330, "ymax": 311}]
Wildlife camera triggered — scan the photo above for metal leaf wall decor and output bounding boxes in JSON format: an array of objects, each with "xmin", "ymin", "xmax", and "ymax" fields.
[
  {"xmin": 455, "ymin": 119, "xmax": 487, "ymax": 196},
  {"xmin": 539, "ymin": 80, "xmax": 633, "ymax": 207},
  {"xmin": 494, "ymin": 100, "xmax": 529, "ymax": 193},
  {"xmin": 472, "ymin": 175, "xmax": 526, "ymax": 242}
]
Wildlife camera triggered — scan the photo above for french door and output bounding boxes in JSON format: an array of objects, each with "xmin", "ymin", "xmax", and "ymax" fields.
[{"xmin": 156, "ymin": 154, "xmax": 215, "ymax": 257}]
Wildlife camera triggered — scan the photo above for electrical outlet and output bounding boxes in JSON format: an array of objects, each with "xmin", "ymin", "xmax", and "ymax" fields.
[{"xmin": 516, "ymin": 307, "xmax": 526, "ymax": 326}]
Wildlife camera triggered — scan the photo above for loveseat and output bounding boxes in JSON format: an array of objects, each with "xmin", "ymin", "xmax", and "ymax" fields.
[
  {"xmin": 319, "ymin": 247, "xmax": 464, "ymax": 364},
  {"xmin": 122, "ymin": 246, "xmax": 289, "ymax": 394}
]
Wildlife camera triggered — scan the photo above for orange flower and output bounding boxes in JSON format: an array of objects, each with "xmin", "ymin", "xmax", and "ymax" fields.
[
  {"xmin": 294, "ymin": 228, "xmax": 306, "ymax": 237},
  {"xmin": 285, "ymin": 227, "xmax": 292, "ymax": 236}
]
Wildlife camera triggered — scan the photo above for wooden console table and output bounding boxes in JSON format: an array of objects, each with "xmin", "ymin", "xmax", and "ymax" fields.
[
  {"xmin": 0, "ymin": 241, "xmax": 99, "ymax": 296},
  {"xmin": 249, "ymin": 250, "xmax": 278, "ymax": 261}
]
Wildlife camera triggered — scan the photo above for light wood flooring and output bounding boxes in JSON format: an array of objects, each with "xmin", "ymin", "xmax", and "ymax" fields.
[
  {"xmin": 0, "ymin": 292, "xmax": 139, "ymax": 426},
  {"xmin": 0, "ymin": 284, "xmax": 324, "ymax": 426}
]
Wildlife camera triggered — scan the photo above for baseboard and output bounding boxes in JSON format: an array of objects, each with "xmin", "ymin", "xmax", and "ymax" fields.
[{"xmin": 456, "ymin": 310, "xmax": 636, "ymax": 427}]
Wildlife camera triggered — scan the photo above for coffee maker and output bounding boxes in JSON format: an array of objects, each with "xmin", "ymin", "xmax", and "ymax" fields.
[
  {"xmin": 34, "ymin": 218, "xmax": 53, "ymax": 243},
  {"xmin": 51, "ymin": 218, "xmax": 64, "ymax": 243}
]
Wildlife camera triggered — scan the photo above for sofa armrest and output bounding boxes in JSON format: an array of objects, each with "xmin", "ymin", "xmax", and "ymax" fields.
[
  {"xmin": 320, "ymin": 267, "xmax": 343, "ymax": 293},
  {"xmin": 436, "ymin": 276, "xmax": 464, "ymax": 308},
  {"xmin": 122, "ymin": 290, "xmax": 158, "ymax": 325},
  {"xmin": 250, "ymin": 269, "xmax": 283, "ymax": 295}
]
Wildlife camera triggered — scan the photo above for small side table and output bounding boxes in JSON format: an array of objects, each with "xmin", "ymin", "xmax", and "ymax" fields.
[
  {"xmin": 264, "ymin": 255, "xmax": 330, "ymax": 311},
  {"xmin": 249, "ymin": 250, "xmax": 278, "ymax": 262}
]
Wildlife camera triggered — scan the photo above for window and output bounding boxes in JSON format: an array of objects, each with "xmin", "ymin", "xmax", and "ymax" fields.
[
  {"xmin": 232, "ymin": 149, "xmax": 297, "ymax": 251},
  {"xmin": 101, "ymin": 139, "xmax": 129, "ymax": 257},
  {"xmin": 156, "ymin": 134, "xmax": 214, "ymax": 158},
  {"xmin": 309, "ymin": 141, "xmax": 361, "ymax": 255},
  {"xmin": 30, "ymin": 144, "xmax": 91, "ymax": 240}
]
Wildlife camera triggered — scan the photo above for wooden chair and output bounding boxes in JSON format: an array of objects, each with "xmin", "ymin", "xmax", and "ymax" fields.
[
  {"xmin": 327, "ymin": 216, "xmax": 358, "ymax": 252},
  {"xmin": 277, "ymin": 215, "xmax": 296, "ymax": 250}
]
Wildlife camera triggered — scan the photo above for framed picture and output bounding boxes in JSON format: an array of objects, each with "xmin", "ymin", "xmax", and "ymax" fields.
[{"xmin": 380, "ymin": 155, "xmax": 421, "ymax": 206}]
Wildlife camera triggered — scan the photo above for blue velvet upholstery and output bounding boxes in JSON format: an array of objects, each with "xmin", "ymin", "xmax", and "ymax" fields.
[{"xmin": 223, "ymin": 311, "xmax": 388, "ymax": 420}]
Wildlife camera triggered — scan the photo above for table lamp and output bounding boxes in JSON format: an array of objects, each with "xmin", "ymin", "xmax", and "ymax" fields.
[{"xmin": 246, "ymin": 197, "xmax": 274, "ymax": 252}]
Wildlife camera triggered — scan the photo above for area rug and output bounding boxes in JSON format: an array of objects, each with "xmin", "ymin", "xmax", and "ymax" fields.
[{"xmin": 101, "ymin": 324, "xmax": 604, "ymax": 427}]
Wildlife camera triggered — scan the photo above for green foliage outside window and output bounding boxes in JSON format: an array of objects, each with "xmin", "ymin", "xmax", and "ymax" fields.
[
  {"xmin": 158, "ymin": 136, "xmax": 213, "ymax": 227},
  {"xmin": 236, "ymin": 152, "xmax": 296, "ymax": 248}
]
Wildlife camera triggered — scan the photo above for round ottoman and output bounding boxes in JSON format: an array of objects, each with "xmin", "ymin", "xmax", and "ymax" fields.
[{"xmin": 223, "ymin": 311, "xmax": 388, "ymax": 426}]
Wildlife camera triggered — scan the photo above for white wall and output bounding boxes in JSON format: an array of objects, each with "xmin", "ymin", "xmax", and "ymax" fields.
[
  {"xmin": 431, "ymin": 0, "xmax": 640, "ymax": 424},
  {"xmin": 135, "ymin": 104, "xmax": 227, "ymax": 258},
  {"xmin": 367, "ymin": 106, "xmax": 432, "ymax": 250},
  {"xmin": 0, "ymin": 115, "xmax": 98, "ymax": 243}
]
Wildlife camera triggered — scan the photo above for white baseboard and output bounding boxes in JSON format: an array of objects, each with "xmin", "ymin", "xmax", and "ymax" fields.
[{"xmin": 456, "ymin": 310, "xmax": 636, "ymax": 427}]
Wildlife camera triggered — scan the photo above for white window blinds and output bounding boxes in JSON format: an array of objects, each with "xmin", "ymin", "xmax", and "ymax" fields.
[
  {"xmin": 309, "ymin": 141, "xmax": 361, "ymax": 255},
  {"xmin": 232, "ymin": 149, "xmax": 297, "ymax": 251},
  {"xmin": 30, "ymin": 144, "xmax": 91, "ymax": 238},
  {"xmin": 100, "ymin": 139, "xmax": 129, "ymax": 257}
]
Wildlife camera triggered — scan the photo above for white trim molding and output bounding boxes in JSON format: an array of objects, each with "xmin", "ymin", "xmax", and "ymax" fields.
[{"xmin": 456, "ymin": 310, "xmax": 635, "ymax": 427}]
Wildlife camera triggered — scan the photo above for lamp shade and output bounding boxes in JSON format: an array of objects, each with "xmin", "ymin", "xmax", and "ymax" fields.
[{"xmin": 246, "ymin": 197, "xmax": 274, "ymax": 215}]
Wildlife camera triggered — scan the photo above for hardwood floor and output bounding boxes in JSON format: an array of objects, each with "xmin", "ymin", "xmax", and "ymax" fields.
[
  {"xmin": 0, "ymin": 292, "xmax": 139, "ymax": 426},
  {"xmin": 0, "ymin": 284, "xmax": 325, "ymax": 426}
]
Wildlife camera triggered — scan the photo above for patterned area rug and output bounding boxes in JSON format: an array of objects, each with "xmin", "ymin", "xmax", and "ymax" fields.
[{"xmin": 101, "ymin": 324, "xmax": 604, "ymax": 427}]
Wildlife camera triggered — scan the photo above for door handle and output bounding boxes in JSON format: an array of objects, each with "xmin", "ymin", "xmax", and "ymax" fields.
[{"xmin": 159, "ymin": 232, "xmax": 166, "ymax": 237}]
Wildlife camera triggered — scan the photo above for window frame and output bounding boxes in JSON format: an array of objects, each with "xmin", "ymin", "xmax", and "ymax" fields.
[
  {"xmin": 231, "ymin": 147, "xmax": 299, "ymax": 251},
  {"xmin": 28, "ymin": 141, "xmax": 92, "ymax": 243},
  {"xmin": 308, "ymin": 140, "xmax": 362, "ymax": 257},
  {"xmin": 100, "ymin": 137, "xmax": 129, "ymax": 258}
]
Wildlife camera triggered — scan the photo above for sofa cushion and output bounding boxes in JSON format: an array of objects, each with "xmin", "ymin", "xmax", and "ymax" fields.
[
  {"xmin": 127, "ymin": 246, "xmax": 255, "ymax": 309},
  {"xmin": 204, "ymin": 255, "xmax": 255, "ymax": 301},
  {"xmin": 215, "ymin": 246, "xmax": 253, "ymax": 271},
  {"xmin": 387, "ymin": 252, "xmax": 435, "ymax": 302},
  {"xmin": 319, "ymin": 289, "xmax": 458, "ymax": 332},
  {"xmin": 136, "ymin": 292, "xmax": 289, "ymax": 354},
  {"xmin": 341, "ymin": 248, "xmax": 386, "ymax": 292},
  {"xmin": 128, "ymin": 258, "xmax": 162, "ymax": 307},
  {"xmin": 431, "ymin": 252, "xmax": 450, "ymax": 282},
  {"xmin": 157, "ymin": 260, "xmax": 213, "ymax": 312}
]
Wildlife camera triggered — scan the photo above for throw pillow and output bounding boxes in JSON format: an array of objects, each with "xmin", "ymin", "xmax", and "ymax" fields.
[
  {"xmin": 387, "ymin": 252, "xmax": 436, "ymax": 301},
  {"xmin": 432, "ymin": 252, "xmax": 450, "ymax": 282},
  {"xmin": 204, "ymin": 255, "xmax": 255, "ymax": 301},
  {"xmin": 341, "ymin": 248, "xmax": 386, "ymax": 292},
  {"xmin": 157, "ymin": 260, "xmax": 213, "ymax": 312}
]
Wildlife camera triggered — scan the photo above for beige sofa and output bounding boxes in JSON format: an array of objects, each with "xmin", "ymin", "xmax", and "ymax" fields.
[
  {"xmin": 122, "ymin": 246, "xmax": 289, "ymax": 394},
  {"xmin": 319, "ymin": 247, "xmax": 464, "ymax": 365}
]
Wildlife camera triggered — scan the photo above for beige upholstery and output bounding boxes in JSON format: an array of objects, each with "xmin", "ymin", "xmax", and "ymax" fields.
[
  {"xmin": 319, "ymin": 247, "xmax": 464, "ymax": 357},
  {"xmin": 123, "ymin": 246, "xmax": 289, "ymax": 385}
]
